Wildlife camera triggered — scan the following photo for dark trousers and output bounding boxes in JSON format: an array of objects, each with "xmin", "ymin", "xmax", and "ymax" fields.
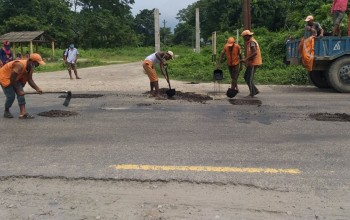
[
  {"xmin": 244, "ymin": 66, "xmax": 258, "ymax": 95},
  {"xmin": 1, "ymin": 82, "xmax": 26, "ymax": 109},
  {"xmin": 228, "ymin": 65, "xmax": 240, "ymax": 89}
]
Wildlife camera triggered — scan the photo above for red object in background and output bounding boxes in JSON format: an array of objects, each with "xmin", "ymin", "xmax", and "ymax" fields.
[{"xmin": 348, "ymin": 13, "xmax": 350, "ymax": 36}]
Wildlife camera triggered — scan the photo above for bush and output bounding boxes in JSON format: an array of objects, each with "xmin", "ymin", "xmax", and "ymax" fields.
[{"xmin": 167, "ymin": 29, "xmax": 309, "ymax": 85}]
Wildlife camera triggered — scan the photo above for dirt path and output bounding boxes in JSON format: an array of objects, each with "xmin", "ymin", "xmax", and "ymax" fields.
[{"xmin": 27, "ymin": 62, "xmax": 275, "ymax": 97}]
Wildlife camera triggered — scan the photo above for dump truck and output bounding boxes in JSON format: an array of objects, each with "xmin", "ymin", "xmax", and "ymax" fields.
[{"xmin": 286, "ymin": 36, "xmax": 350, "ymax": 93}]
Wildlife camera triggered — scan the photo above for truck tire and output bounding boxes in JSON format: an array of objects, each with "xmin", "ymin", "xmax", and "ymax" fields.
[
  {"xmin": 308, "ymin": 71, "xmax": 331, "ymax": 89},
  {"xmin": 327, "ymin": 56, "xmax": 350, "ymax": 93}
]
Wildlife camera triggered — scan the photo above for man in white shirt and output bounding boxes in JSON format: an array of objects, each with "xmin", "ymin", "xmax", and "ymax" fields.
[
  {"xmin": 142, "ymin": 51, "xmax": 173, "ymax": 98},
  {"xmin": 64, "ymin": 44, "xmax": 81, "ymax": 79}
]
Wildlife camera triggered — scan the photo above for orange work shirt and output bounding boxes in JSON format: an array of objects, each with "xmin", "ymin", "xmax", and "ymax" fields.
[
  {"xmin": 224, "ymin": 44, "xmax": 241, "ymax": 66},
  {"xmin": 0, "ymin": 60, "xmax": 28, "ymax": 87}
]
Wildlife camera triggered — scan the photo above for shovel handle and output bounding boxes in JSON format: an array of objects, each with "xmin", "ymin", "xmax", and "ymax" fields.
[
  {"xmin": 26, "ymin": 91, "xmax": 71, "ymax": 95},
  {"xmin": 163, "ymin": 65, "xmax": 171, "ymax": 89}
]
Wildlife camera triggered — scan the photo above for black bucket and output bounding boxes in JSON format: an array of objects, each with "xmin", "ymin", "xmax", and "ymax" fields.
[
  {"xmin": 166, "ymin": 88, "xmax": 176, "ymax": 97},
  {"xmin": 226, "ymin": 88, "xmax": 238, "ymax": 98},
  {"xmin": 213, "ymin": 69, "xmax": 224, "ymax": 81}
]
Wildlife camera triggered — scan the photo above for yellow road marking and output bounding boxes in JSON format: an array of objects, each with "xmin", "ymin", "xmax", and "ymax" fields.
[{"xmin": 111, "ymin": 164, "xmax": 301, "ymax": 174}]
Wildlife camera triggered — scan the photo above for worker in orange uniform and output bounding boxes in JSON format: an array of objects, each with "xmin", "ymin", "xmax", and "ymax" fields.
[
  {"xmin": 217, "ymin": 37, "xmax": 242, "ymax": 92},
  {"xmin": 241, "ymin": 30, "xmax": 262, "ymax": 98},
  {"xmin": 0, "ymin": 53, "xmax": 45, "ymax": 119}
]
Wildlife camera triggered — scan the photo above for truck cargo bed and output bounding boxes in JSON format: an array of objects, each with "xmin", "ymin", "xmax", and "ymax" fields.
[{"xmin": 286, "ymin": 36, "xmax": 350, "ymax": 64}]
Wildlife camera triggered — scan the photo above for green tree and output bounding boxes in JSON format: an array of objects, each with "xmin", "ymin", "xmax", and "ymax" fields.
[
  {"xmin": 3, "ymin": 15, "xmax": 40, "ymax": 32},
  {"xmin": 75, "ymin": 0, "xmax": 134, "ymax": 12},
  {"xmin": 77, "ymin": 9, "xmax": 137, "ymax": 48},
  {"xmin": 160, "ymin": 26, "xmax": 173, "ymax": 46},
  {"xmin": 0, "ymin": 0, "xmax": 74, "ymax": 48},
  {"xmin": 174, "ymin": 0, "xmax": 336, "ymax": 41},
  {"xmin": 0, "ymin": 0, "xmax": 138, "ymax": 48},
  {"xmin": 175, "ymin": 0, "xmax": 243, "ymax": 43},
  {"xmin": 284, "ymin": 0, "xmax": 330, "ymax": 31},
  {"xmin": 173, "ymin": 23, "xmax": 194, "ymax": 46},
  {"xmin": 134, "ymin": 9, "xmax": 155, "ymax": 46},
  {"xmin": 73, "ymin": 0, "xmax": 137, "ymax": 47},
  {"xmin": 39, "ymin": 0, "xmax": 75, "ymax": 48}
]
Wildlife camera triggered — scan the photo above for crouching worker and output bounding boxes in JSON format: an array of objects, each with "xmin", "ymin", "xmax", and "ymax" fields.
[
  {"xmin": 0, "ymin": 53, "xmax": 45, "ymax": 119},
  {"xmin": 142, "ymin": 51, "xmax": 173, "ymax": 98}
]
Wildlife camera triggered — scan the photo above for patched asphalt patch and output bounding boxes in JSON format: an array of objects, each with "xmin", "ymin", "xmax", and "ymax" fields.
[
  {"xmin": 229, "ymin": 99, "xmax": 262, "ymax": 106},
  {"xmin": 146, "ymin": 88, "xmax": 213, "ymax": 103},
  {"xmin": 38, "ymin": 110, "xmax": 78, "ymax": 117},
  {"xmin": 309, "ymin": 113, "xmax": 350, "ymax": 122},
  {"xmin": 59, "ymin": 94, "xmax": 104, "ymax": 98}
]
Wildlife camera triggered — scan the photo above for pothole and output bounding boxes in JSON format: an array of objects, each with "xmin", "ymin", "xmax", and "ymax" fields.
[
  {"xmin": 309, "ymin": 113, "xmax": 350, "ymax": 122},
  {"xmin": 137, "ymin": 103, "xmax": 152, "ymax": 106},
  {"xmin": 59, "ymin": 94, "xmax": 104, "ymax": 98},
  {"xmin": 229, "ymin": 99, "xmax": 262, "ymax": 106},
  {"xmin": 185, "ymin": 82, "xmax": 199, "ymax": 84},
  {"xmin": 157, "ymin": 88, "xmax": 212, "ymax": 103},
  {"xmin": 38, "ymin": 110, "xmax": 78, "ymax": 117}
]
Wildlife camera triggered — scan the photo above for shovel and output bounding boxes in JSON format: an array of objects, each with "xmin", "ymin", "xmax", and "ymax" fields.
[
  {"xmin": 26, "ymin": 91, "xmax": 72, "ymax": 107},
  {"xmin": 226, "ymin": 88, "xmax": 238, "ymax": 98},
  {"xmin": 163, "ymin": 65, "xmax": 176, "ymax": 97}
]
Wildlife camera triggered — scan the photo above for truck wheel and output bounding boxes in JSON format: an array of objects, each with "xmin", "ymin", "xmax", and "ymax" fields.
[
  {"xmin": 328, "ymin": 56, "xmax": 350, "ymax": 93},
  {"xmin": 308, "ymin": 71, "xmax": 331, "ymax": 89}
]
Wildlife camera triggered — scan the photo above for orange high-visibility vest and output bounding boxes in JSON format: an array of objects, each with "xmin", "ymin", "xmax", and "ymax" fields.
[{"xmin": 245, "ymin": 37, "xmax": 262, "ymax": 66}]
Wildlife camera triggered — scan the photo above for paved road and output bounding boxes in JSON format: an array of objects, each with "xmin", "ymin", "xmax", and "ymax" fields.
[{"xmin": 0, "ymin": 62, "xmax": 349, "ymax": 219}]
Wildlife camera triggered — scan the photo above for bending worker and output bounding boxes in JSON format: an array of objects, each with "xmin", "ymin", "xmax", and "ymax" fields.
[
  {"xmin": 0, "ymin": 53, "xmax": 45, "ymax": 119},
  {"xmin": 217, "ymin": 36, "xmax": 242, "ymax": 92},
  {"xmin": 142, "ymin": 51, "xmax": 173, "ymax": 98}
]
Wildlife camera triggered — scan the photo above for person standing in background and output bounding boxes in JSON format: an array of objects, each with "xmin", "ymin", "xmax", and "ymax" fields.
[
  {"xmin": 304, "ymin": 15, "xmax": 324, "ymax": 37},
  {"xmin": 64, "ymin": 44, "xmax": 81, "ymax": 79},
  {"xmin": 331, "ymin": 0, "xmax": 348, "ymax": 36},
  {"xmin": 0, "ymin": 41, "xmax": 13, "ymax": 67}
]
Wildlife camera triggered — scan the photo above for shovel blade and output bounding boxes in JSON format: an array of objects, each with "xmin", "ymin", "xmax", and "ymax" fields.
[
  {"xmin": 166, "ymin": 89, "xmax": 176, "ymax": 97},
  {"xmin": 63, "ymin": 91, "xmax": 72, "ymax": 107},
  {"xmin": 226, "ymin": 88, "xmax": 238, "ymax": 98}
]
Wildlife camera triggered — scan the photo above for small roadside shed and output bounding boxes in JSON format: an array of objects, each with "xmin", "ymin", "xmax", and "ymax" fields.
[{"xmin": 0, "ymin": 31, "xmax": 55, "ymax": 59}]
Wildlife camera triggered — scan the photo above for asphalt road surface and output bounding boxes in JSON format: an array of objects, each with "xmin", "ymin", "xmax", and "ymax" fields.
[{"xmin": 0, "ymin": 62, "xmax": 349, "ymax": 220}]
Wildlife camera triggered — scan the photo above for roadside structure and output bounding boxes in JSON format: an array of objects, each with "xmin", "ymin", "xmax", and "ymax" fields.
[{"xmin": 0, "ymin": 31, "xmax": 55, "ymax": 60}]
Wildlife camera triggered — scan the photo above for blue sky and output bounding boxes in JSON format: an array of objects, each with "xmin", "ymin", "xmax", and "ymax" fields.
[{"xmin": 130, "ymin": 0, "xmax": 198, "ymax": 30}]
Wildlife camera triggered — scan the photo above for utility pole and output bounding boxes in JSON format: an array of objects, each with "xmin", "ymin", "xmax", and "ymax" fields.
[
  {"xmin": 242, "ymin": 0, "xmax": 251, "ymax": 30},
  {"xmin": 195, "ymin": 8, "xmax": 200, "ymax": 53},
  {"xmin": 154, "ymin": 9, "xmax": 160, "ymax": 52},
  {"xmin": 163, "ymin": 19, "xmax": 166, "ymax": 45},
  {"xmin": 212, "ymin": 32, "xmax": 216, "ymax": 63}
]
